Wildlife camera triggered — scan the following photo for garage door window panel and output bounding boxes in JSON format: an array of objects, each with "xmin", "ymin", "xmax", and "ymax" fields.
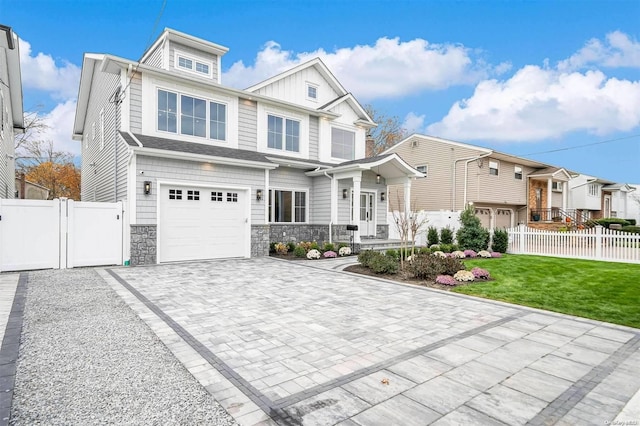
[
  {"xmin": 169, "ymin": 189, "xmax": 182, "ymax": 200},
  {"xmin": 211, "ymin": 191, "xmax": 223, "ymax": 201},
  {"xmin": 187, "ymin": 190, "xmax": 200, "ymax": 201}
]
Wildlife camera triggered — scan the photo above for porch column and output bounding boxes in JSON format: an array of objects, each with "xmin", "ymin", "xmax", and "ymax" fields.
[
  {"xmin": 547, "ymin": 178, "xmax": 553, "ymax": 213},
  {"xmin": 404, "ymin": 178, "xmax": 411, "ymax": 216},
  {"xmin": 353, "ymin": 176, "xmax": 361, "ymax": 243},
  {"xmin": 330, "ymin": 175, "xmax": 338, "ymax": 223}
]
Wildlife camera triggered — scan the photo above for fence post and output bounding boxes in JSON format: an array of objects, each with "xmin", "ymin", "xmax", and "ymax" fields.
[
  {"xmin": 595, "ymin": 225, "xmax": 603, "ymax": 260},
  {"xmin": 58, "ymin": 198, "xmax": 68, "ymax": 269},
  {"xmin": 519, "ymin": 223, "xmax": 525, "ymax": 253}
]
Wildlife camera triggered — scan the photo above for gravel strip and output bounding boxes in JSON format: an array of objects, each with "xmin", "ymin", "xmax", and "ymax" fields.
[{"xmin": 10, "ymin": 268, "xmax": 238, "ymax": 426}]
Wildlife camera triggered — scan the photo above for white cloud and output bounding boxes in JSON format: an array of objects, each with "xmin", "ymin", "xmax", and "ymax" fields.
[
  {"xmin": 19, "ymin": 38, "xmax": 81, "ymax": 100},
  {"xmin": 223, "ymin": 38, "xmax": 508, "ymax": 100},
  {"xmin": 37, "ymin": 100, "xmax": 79, "ymax": 155},
  {"xmin": 402, "ymin": 112, "xmax": 426, "ymax": 134},
  {"xmin": 426, "ymin": 66, "xmax": 640, "ymax": 142},
  {"xmin": 558, "ymin": 31, "xmax": 640, "ymax": 71}
]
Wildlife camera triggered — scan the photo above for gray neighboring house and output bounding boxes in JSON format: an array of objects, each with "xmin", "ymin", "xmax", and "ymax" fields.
[
  {"xmin": 0, "ymin": 24, "xmax": 24, "ymax": 198},
  {"xmin": 73, "ymin": 28, "xmax": 421, "ymax": 265}
]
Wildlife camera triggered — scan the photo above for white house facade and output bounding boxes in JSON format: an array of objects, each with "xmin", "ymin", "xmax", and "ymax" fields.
[
  {"xmin": 0, "ymin": 24, "xmax": 24, "ymax": 198},
  {"xmin": 73, "ymin": 28, "xmax": 421, "ymax": 265},
  {"xmin": 568, "ymin": 174, "xmax": 636, "ymax": 221}
]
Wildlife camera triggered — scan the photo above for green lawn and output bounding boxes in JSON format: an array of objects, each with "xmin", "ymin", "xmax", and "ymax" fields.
[{"xmin": 454, "ymin": 255, "xmax": 640, "ymax": 329}]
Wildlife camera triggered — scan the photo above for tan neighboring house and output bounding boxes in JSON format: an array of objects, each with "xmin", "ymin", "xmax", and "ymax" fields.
[
  {"xmin": 384, "ymin": 134, "xmax": 575, "ymax": 230},
  {"xmin": 15, "ymin": 174, "xmax": 49, "ymax": 199}
]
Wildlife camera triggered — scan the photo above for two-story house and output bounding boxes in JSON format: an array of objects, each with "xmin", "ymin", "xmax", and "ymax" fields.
[
  {"xmin": 0, "ymin": 24, "xmax": 24, "ymax": 198},
  {"xmin": 73, "ymin": 28, "xmax": 421, "ymax": 265},
  {"xmin": 568, "ymin": 174, "xmax": 636, "ymax": 221},
  {"xmin": 384, "ymin": 134, "xmax": 574, "ymax": 230}
]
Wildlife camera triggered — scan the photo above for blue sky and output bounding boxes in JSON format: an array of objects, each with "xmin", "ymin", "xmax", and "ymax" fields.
[{"xmin": 3, "ymin": 0, "xmax": 640, "ymax": 183}]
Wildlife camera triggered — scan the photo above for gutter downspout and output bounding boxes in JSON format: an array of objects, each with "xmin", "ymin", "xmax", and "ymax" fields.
[
  {"xmin": 323, "ymin": 171, "xmax": 334, "ymax": 243},
  {"xmin": 452, "ymin": 152, "xmax": 492, "ymax": 210},
  {"xmin": 463, "ymin": 152, "xmax": 492, "ymax": 207}
]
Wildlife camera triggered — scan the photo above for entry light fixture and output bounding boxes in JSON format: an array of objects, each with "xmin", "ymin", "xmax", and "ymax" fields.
[
  {"xmin": 380, "ymin": 192, "xmax": 385, "ymax": 202},
  {"xmin": 342, "ymin": 188, "xmax": 348, "ymax": 199},
  {"xmin": 376, "ymin": 174, "xmax": 381, "ymax": 184},
  {"xmin": 144, "ymin": 181, "xmax": 151, "ymax": 195},
  {"xmin": 256, "ymin": 189, "xmax": 263, "ymax": 201}
]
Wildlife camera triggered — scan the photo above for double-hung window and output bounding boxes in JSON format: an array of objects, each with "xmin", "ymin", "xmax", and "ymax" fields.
[
  {"xmin": 589, "ymin": 183, "xmax": 599, "ymax": 197},
  {"xmin": 416, "ymin": 165, "xmax": 428, "ymax": 177},
  {"xmin": 514, "ymin": 165, "xmax": 523, "ymax": 180},
  {"xmin": 267, "ymin": 114, "xmax": 299, "ymax": 152},
  {"xmin": 157, "ymin": 89, "xmax": 226, "ymax": 141},
  {"xmin": 489, "ymin": 160, "xmax": 499, "ymax": 176},
  {"xmin": 331, "ymin": 127, "xmax": 355, "ymax": 160},
  {"xmin": 269, "ymin": 189, "xmax": 307, "ymax": 222}
]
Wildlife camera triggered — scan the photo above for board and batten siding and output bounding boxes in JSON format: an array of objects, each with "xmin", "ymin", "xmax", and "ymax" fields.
[
  {"xmin": 81, "ymin": 68, "xmax": 125, "ymax": 202},
  {"xmin": 135, "ymin": 155, "xmax": 264, "ymax": 224},
  {"xmin": 467, "ymin": 160, "xmax": 534, "ymax": 206},
  {"xmin": 129, "ymin": 72, "xmax": 142, "ymax": 134},
  {"xmin": 308, "ymin": 116, "xmax": 319, "ymax": 160},
  {"xmin": 143, "ymin": 45, "xmax": 163, "ymax": 68},
  {"xmin": 238, "ymin": 99, "xmax": 257, "ymax": 151},
  {"xmin": 311, "ymin": 175, "xmax": 331, "ymax": 223},
  {"xmin": 168, "ymin": 41, "xmax": 219, "ymax": 82}
]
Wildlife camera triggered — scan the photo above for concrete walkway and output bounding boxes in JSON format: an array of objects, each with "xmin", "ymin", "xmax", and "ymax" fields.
[{"xmin": 99, "ymin": 258, "xmax": 640, "ymax": 426}]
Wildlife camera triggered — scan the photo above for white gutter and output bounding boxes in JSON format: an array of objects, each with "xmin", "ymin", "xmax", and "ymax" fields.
[
  {"xmin": 452, "ymin": 152, "xmax": 492, "ymax": 210},
  {"xmin": 463, "ymin": 152, "xmax": 493, "ymax": 207}
]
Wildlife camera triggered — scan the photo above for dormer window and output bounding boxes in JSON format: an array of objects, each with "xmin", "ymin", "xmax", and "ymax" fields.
[
  {"xmin": 306, "ymin": 83, "xmax": 318, "ymax": 101},
  {"xmin": 175, "ymin": 52, "xmax": 212, "ymax": 77}
]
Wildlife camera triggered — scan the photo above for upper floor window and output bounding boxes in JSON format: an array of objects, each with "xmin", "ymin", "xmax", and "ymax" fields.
[
  {"xmin": 306, "ymin": 83, "xmax": 318, "ymax": 101},
  {"xmin": 267, "ymin": 114, "xmax": 299, "ymax": 152},
  {"xmin": 416, "ymin": 165, "xmax": 428, "ymax": 177},
  {"xmin": 157, "ymin": 89, "xmax": 226, "ymax": 141},
  {"xmin": 489, "ymin": 160, "xmax": 499, "ymax": 176},
  {"xmin": 331, "ymin": 127, "xmax": 355, "ymax": 160},
  {"xmin": 176, "ymin": 53, "xmax": 212, "ymax": 77},
  {"xmin": 588, "ymin": 183, "xmax": 599, "ymax": 197},
  {"xmin": 514, "ymin": 165, "xmax": 523, "ymax": 180},
  {"xmin": 552, "ymin": 181, "xmax": 562, "ymax": 192}
]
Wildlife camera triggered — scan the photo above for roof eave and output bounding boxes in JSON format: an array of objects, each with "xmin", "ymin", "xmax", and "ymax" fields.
[{"xmin": 130, "ymin": 146, "xmax": 278, "ymax": 170}]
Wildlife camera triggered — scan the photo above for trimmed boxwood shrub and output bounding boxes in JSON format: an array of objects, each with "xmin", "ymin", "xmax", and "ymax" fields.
[
  {"xmin": 492, "ymin": 229, "xmax": 509, "ymax": 253},
  {"xmin": 407, "ymin": 254, "xmax": 464, "ymax": 280},
  {"xmin": 287, "ymin": 242, "xmax": 296, "ymax": 252},
  {"xmin": 596, "ymin": 218, "xmax": 631, "ymax": 228},
  {"xmin": 427, "ymin": 227, "xmax": 440, "ymax": 247},
  {"xmin": 293, "ymin": 246, "xmax": 307, "ymax": 258},
  {"xmin": 621, "ymin": 226, "xmax": 640, "ymax": 234},
  {"xmin": 440, "ymin": 227, "xmax": 454, "ymax": 245},
  {"xmin": 385, "ymin": 249, "xmax": 399, "ymax": 260},
  {"xmin": 625, "ymin": 219, "xmax": 637, "ymax": 226},
  {"xmin": 357, "ymin": 250, "xmax": 378, "ymax": 268},
  {"xmin": 369, "ymin": 254, "xmax": 399, "ymax": 274}
]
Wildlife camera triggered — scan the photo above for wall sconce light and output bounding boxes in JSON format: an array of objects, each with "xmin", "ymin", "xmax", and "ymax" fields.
[
  {"xmin": 376, "ymin": 174, "xmax": 381, "ymax": 184},
  {"xmin": 256, "ymin": 189, "xmax": 263, "ymax": 201},
  {"xmin": 381, "ymin": 192, "xmax": 386, "ymax": 202},
  {"xmin": 144, "ymin": 181, "xmax": 151, "ymax": 195},
  {"xmin": 342, "ymin": 188, "xmax": 348, "ymax": 199}
]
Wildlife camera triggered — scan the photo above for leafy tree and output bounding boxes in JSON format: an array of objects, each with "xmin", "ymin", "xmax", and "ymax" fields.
[
  {"xmin": 26, "ymin": 161, "xmax": 81, "ymax": 200},
  {"xmin": 364, "ymin": 105, "xmax": 407, "ymax": 155},
  {"xmin": 456, "ymin": 205, "xmax": 490, "ymax": 252}
]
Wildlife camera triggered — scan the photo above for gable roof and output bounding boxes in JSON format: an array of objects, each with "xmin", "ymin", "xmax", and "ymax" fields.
[
  {"xmin": 246, "ymin": 57, "xmax": 347, "ymax": 96},
  {"xmin": 306, "ymin": 153, "xmax": 424, "ymax": 180},
  {"xmin": 528, "ymin": 166, "xmax": 573, "ymax": 180},
  {"xmin": 320, "ymin": 93, "xmax": 376, "ymax": 128},
  {"xmin": 140, "ymin": 27, "xmax": 229, "ymax": 64}
]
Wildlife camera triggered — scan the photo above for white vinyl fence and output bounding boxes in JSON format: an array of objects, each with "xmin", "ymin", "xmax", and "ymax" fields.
[
  {"xmin": 507, "ymin": 225, "xmax": 640, "ymax": 264},
  {"xmin": 388, "ymin": 210, "xmax": 461, "ymax": 246}
]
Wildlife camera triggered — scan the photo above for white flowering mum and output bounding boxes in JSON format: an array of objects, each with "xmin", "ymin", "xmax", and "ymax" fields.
[
  {"xmin": 478, "ymin": 250, "xmax": 492, "ymax": 258},
  {"xmin": 454, "ymin": 270, "xmax": 475, "ymax": 282},
  {"xmin": 306, "ymin": 249, "xmax": 321, "ymax": 259},
  {"xmin": 451, "ymin": 251, "xmax": 466, "ymax": 259},
  {"xmin": 432, "ymin": 251, "xmax": 446, "ymax": 258},
  {"xmin": 339, "ymin": 246, "xmax": 352, "ymax": 256}
]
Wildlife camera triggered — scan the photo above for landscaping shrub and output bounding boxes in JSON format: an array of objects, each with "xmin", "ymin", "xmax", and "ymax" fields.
[
  {"xmin": 323, "ymin": 242, "xmax": 335, "ymax": 253},
  {"xmin": 287, "ymin": 242, "xmax": 296, "ymax": 252},
  {"xmin": 306, "ymin": 249, "xmax": 321, "ymax": 259},
  {"xmin": 429, "ymin": 244, "xmax": 440, "ymax": 250},
  {"xmin": 407, "ymin": 254, "xmax": 465, "ymax": 280},
  {"xmin": 435, "ymin": 275, "xmax": 457, "ymax": 286},
  {"xmin": 298, "ymin": 241, "xmax": 314, "ymax": 252},
  {"xmin": 440, "ymin": 244, "xmax": 453, "ymax": 253},
  {"xmin": 471, "ymin": 267, "xmax": 490, "ymax": 279},
  {"xmin": 368, "ymin": 254, "xmax": 399, "ymax": 274},
  {"xmin": 419, "ymin": 247, "xmax": 431, "ymax": 255},
  {"xmin": 621, "ymin": 226, "xmax": 640, "ymax": 234},
  {"xmin": 358, "ymin": 250, "xmax": 379, "ymax": 268},
  {"xmin": 385, "ymin": 249, "xmax": 399, "ymax": 260},
  {"xmin": 454, "ymin": 270, "xmax": 475, "ymax": 282},
  {"xmin": 463, "ymin": 249, "xmax": 477, "ymax": 258},
  {"xmin": 432, "ymin": 251, "xmax": 446, "ymax": 258},
  {"xmin": 595, "ymin": 218, "xmax": 631, "ymax": 228},
  {"xmin": 310, "ymin": 242, "xmax": 320, "ymax": 251},
  {"xmin": 339, "ymin": 246, "xmax": 352, "ymax": 256},
  {"xmin": 427, "ymin": 227, "xmax": 440, "ymax": 246},
  {"xmin": 451, "ymin": 250, "xmax": 466, "ymax": 259},
  {"xmin": 492, "ymin": 229, "xmax": 509, "ymax": 253},
  {"xmin": 440, "ymin": 227, "xmax": 454, "ymax": 245},
  {"xmin": 625, "ymin": 219, "xmax": 637, "ymax": 226},
  {"xmin": 324, "ymin": 250, "xmax": 337, "ymax": 258},
  {"xmin": 456, "ymin": 206, "xmax": 490, "ymax": 252},
  {"xmin": 269, "ymin": 242, "xmax": 277, "ymax": 253},
  {"xmin": 478, "ymin": 250, "xmax": 492, "ymax": 258},
  {"xmin": 337, "ymin": 242, "xmax": 349, "ymax": 249},
  {"xmin": 491, "ymin": 252, "xmax": 502, "ymax": 258},
  {"xmin": 293, "ymin": 246, "xmax": 307, "ymax": 258}
]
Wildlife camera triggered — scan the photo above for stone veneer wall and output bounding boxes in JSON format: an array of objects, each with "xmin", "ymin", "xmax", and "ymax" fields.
[
  {"xmin": 376, "ymin": 224, "xmax": 389, "ymax": 239},
  {"xmin": 251, "ymin": 225, "xmax": 270, "ymax": 257},
  {"xmin": 130, "ymin": 225, "xmax": 157, "ymax": 265}
]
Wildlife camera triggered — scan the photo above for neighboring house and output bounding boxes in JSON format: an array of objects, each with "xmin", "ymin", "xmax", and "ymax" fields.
[
  {"xmin": 15, "ymin": 174, "xmax": 49, "ymax": 199},
  {"xmin": 568, "ymin": 174, "xmax": 636, "ymax": 221},
  {"xmin": 0, "ymin": 25, "xmax": 24, "ymax": 199},
  {"xmin": 384, "ymin": 134, "xmax": 574, "ymax": 230},
  {"xmin": 73, "ymin": 28, "xmax": 421, "ymax": 265},
  {"xmin": 627, "ymin": 184, "xmax": 640, "ymax": 224}
]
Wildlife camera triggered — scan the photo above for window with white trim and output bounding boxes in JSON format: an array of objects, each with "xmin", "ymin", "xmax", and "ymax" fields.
[
  {"xmin": 416, "ymin": 165, "xmax": 428, "ymax": 177},
  {"xmin": 306, "ymin": 83, "xmax": 318, "ymax": 101},
  {"xmin": 331, "ymin": 127, "xmax": 355, "ymax": 160},
  {"xmin": 269, "ymin": 189, "xmax": 307, "ymax": 223},
  {"xmin": 589, "ymin": 183, "xmax": 599, "ymax": 197},
  {"xmin": 552, "ymin": 181, "xmax": 562, "ymax": 192},
  {"xmin": 514, "ymin": 165, "xmax": 523, "ymax": 180},
  {"xmin": 489, "ymin": 160, "xmax": 499, "ymax": 176},
  {"xmin": 157, "ymin": 89, "xmax": 227, "ymax": 141},
  {"xmin": 99, "ymin": 108, "xmax": 104, "ymax": 150},
  {"xmin": 176, "ymin": 53, "xmax": 212, "ymax": 77},
  {"xmin": 267, "ymin": 114, "xmax": 299, "ymax": 152}
]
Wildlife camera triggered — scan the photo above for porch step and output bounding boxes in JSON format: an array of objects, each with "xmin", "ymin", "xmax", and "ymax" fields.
[{"xmin": 359, "ymin": 239, "xmax": 405, "ymax": 251}]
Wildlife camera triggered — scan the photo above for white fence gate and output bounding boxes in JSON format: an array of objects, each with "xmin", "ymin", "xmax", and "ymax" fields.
[
  {"xmin": 507, "ymin": 225, "xmax": 640, "ymax": 264},
  {"xmin": 0, "ymin": 198, "xmax": 123, "ymax": 272}
]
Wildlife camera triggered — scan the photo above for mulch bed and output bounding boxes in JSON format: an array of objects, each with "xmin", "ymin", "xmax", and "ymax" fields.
[{"xmin": 343, "ymin": 264, "xmax": 466, "ymax": 291}]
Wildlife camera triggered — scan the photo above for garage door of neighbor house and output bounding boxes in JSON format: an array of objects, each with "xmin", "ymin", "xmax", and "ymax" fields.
[
  {"xmin": 495, "ymin": 209, "xmax": 512, "ymax": 229},
  {"xmin": 475, "ymin": 208, "xmax": 491, "ymax": 228},
  {"xmin": 158, "ymin": 185, "xmax": 248, "ymax": 263}
]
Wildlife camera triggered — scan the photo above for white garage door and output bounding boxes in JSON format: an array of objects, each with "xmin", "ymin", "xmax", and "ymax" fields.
[{"xmin": 159, "ymin": 185, "xmax": 248, "ymax": 263}]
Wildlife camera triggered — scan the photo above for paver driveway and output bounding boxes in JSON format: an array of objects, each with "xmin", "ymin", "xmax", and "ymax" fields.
[{"xmin": 100, "ymin": 258, "xmax": 640, "ymax": 426}]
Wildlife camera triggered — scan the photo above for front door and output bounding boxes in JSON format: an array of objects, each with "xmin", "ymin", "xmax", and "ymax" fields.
[
  {"xmin": 359, "ymin": 192, "xmax": 375, "ymax": 237},
  {"xmin": 604, "ymin": 194, "xmax": 611, "ymax": 218}
]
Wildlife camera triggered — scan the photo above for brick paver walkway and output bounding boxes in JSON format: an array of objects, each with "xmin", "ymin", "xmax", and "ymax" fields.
[{"xmin": 100, "ymin": 258, "xmax": 640, "ymax": 425}]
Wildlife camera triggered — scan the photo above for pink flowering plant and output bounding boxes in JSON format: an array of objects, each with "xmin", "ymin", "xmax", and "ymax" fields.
[
  {"xmin": 323, "ymin": 250, "xmax": 337, "ymax": 258},
  {"xmin": 435, "ymin": 275, "xmax": 457, "ymax": 286},
  {"xmin": 471, "ymin": 267, "xmax": 490, "ymax": 280},
  {"xmin": 491, "ymin": 252, "xmax": 502, "ymax": 258},
  {"xmin": 463, "ymin": 249, "xmax": 477, "ymax": 258}
]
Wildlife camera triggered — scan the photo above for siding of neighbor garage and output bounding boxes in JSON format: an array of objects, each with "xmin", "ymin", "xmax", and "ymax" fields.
[{"xmin": 135, "ymin": 155, "xmax": 265, "ymax": 224}]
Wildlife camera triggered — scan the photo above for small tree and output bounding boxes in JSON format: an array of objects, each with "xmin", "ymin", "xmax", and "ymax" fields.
[
  {"xmin": 391, "ymin": 194, "xmax": 428, "ymax": 267},
  {"xmin": 440, "ymin": 227, "xmax": 454, "ymax": 245},
  {"xmin": 427, "ymin": 227, "xmax": 439, "ymax": 246},
  {"xmin": 491, "ymin": 229, "xmax": 509, "ymax": 253},
  {"xmin": 456, "ymin": 205, "xmax": 490, "ymax": 252}
]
